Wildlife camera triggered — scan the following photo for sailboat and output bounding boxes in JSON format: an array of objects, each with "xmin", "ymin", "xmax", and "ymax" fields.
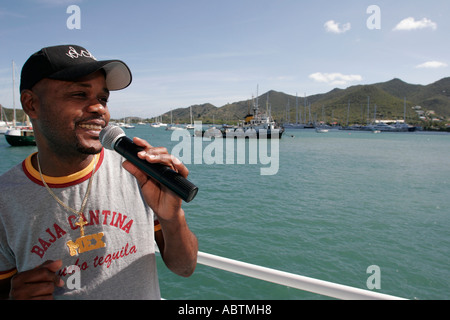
[
  {"xmin": 185, "ymin": 106, "xmax": 194, "ymax": 130},
  {"xmin": 5, "ymin": 61, "xmax": 36, "ymax": 146},
  {"xmin": 0, "ymin": 104, "xmax": 13, "ymax": 134},
  {"xmin": 123, "ymin": 117, "xmax": 135, "ymax": 129},
  {"xmin": 150, "ymin": 116, "xmax": 161, "ymax": 127},
  {"xmin": 197, "ymin": 85, "xmax": 284, "ymax": 139},
  {"xmin": 229, "ymin": 86, "xmax": 284, "ymax": 138},
  {"xmin": 166, "ymin": 110, "xmax": 183, "ymax": 131},
  {"xmin": 150, "ymin": 116, "xmax": 166, "ymax": 127}
]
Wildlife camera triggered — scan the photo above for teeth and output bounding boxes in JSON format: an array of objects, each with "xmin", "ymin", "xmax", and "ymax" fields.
[{"xmin": 79, "ymin": 124, "xmax": 102, "ymax": 130}]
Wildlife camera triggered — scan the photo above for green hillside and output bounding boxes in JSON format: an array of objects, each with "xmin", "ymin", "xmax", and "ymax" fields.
[
  {"xmin": 160, "ymin": 77, "xmax": 450, "ymax": 126},
  {"xmin": 0, "ymin": 106, "xmax": 26, "ymax": 123}
]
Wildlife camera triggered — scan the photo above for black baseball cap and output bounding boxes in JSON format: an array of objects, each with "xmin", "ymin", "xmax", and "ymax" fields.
[{"xmin": 20, "ymin": 44, "xmax": 132, "ymax": 92}]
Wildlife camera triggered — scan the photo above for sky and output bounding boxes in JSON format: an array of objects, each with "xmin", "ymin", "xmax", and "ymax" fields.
[{"xmin": 0, "ymin": 0, "xmax": 449, "ymax": 119}]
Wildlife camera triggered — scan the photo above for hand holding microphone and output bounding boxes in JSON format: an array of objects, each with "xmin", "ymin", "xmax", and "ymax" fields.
[{"xmin": 100, "ymin": 125, "xmax": 198, "ymax": 203}]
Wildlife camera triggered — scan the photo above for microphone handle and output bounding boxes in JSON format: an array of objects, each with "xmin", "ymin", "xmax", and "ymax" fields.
[{"xmin": 115, "ymin": 136, "xmax": 198, "ymax": 203}]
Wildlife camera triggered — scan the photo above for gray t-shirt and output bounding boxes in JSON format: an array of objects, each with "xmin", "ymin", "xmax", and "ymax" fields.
[{"xmin": 0, "ymin": 149, "xmax": 161, "ymax": 299}]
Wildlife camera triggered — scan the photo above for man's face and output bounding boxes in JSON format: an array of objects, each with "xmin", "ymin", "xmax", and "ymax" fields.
[{"xmin": 32, "ymin": 70, "xmax": 111, "ymax": 156}]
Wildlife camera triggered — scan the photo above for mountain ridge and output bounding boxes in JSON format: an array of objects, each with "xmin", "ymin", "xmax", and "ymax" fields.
[{"xmin": 162, "ymin": 77, "xmax": 450, "ymax": 125}]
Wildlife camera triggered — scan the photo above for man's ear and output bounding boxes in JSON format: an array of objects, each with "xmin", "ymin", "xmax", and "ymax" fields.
[{"xmin": 20, "ymin": 90, "xmax": 39, "ymax": 119}]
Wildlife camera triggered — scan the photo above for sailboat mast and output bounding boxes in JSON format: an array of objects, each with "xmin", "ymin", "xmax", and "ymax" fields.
[
  {"xmin": 12, "ymin": 60, "xmax": 16, "ymax": 127},
  {"xmin": 254, "ymin": 84, "xmax": 259, "ymax": 116},
  {"xmin": 347, "ymin": 100, "xmax": 350, "ymax": 126},
  {"xmin": 304, "ymin": 93, "xmax": 307, "ymax": 125},
  {"xmin": 404, "ymin": 97, "xmax": 406, "ymax": 122},
  {"xmin": 374, "ymin": 104, "xmax": 377, "ymax": 123},
  {"xmin": 308, "ymin": 103, "xmax": 312, "ymax": 124}
]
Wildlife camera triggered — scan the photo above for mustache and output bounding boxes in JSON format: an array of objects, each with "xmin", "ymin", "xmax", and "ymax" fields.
[{"xmin": 75, "ymin": 116, "xmax": 107, "ymax": 126}]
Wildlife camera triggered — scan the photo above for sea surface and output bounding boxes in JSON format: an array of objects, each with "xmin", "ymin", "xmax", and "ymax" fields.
[{"xmin": 1, "ymin": 127, "xmax": 449, "ymax": 300}]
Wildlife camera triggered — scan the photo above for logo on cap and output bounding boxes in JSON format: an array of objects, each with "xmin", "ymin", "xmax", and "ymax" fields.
[{"xmin": 66, "ymin": 46, "xmax": 97, "ymax": 60}]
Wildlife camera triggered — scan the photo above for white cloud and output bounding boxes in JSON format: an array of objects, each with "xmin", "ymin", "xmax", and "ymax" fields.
[
  {"xmin": 416, "ymin": 61, "xmax": 448, "ymax": 69},
  {"xmin": 309, "ymin": 72, "xmax": 362, "ymax": 86},
  {"xmin": 393, "ymin": 17, "xmax": 437, "ymax": 31},
  {"xmin": 324, "ymin": 20, "xmax": 351, "ymax": 34}
]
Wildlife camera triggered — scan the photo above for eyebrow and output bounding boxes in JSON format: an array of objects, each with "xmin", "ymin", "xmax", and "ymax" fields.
[{"xmin": 70, "ymin": 82, "xmax": 110, "ymax": 94}]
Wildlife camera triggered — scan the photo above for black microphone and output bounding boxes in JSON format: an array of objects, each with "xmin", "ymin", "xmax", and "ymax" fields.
[{"xmin": 99, "ymin": 125, "xmax": 198, "ymax": 202}]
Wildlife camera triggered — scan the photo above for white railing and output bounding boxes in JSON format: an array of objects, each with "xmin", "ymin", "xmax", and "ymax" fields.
[{"xmin": 177, "ymin": 251, "xmax": 407, "ymax": 300}]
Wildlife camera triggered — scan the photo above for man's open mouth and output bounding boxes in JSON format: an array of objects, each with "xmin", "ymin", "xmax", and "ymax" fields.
[{"xmin": 78, "ymin": 124, "xmax": 103, "ymax": 131}]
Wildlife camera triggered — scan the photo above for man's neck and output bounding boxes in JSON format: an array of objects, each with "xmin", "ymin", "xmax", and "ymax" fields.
[{"xmin": 32, "ymin": 151, "xmax": 96, "ymax": 177}]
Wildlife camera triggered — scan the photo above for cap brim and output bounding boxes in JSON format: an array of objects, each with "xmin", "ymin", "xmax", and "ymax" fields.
[{"xmin": 48, "ymin": 60, "xmax": 132, "ymax": 91}]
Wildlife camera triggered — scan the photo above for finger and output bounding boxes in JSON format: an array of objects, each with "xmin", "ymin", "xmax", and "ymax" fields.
[
  {"xmin": 122, "ymin": 160, "xmax": 150, "ymax": 186},
  {"xmin": 137, "ymin": 146, "xmax": 169, "ymax": 159},
  {"xmin": 171, "ymin": 156, "xmax": 189, "ymax": 178},
  {"xmin": 138, "ymin": 153, "xmax": 180, "ymax": 172},
  {"xmin": 132, "ymin": 136, "xmax": 153, "ymax": 149},
  {"xmin": 41, "ymin": 259, "xmax": 63, "ymax": 273},
  {"xmin": 26, "ymin": 260, "xmax": 64, "ymax": 287},
  {"xmin": 38, "ymin": 260, "xmax": 64, "ymax": 287},
  {"xmin": 26, "ymin": 281, "xmax": 60, "ymax": 299},
  {"xmin": 28, "ymin": 260, "xmax": 62, "ymax": 283},
  {"xmin": 139, "ymin": 153, "xmax": 189, "ymax": 178}
]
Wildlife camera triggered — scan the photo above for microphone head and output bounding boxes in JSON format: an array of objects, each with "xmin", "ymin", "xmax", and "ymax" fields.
[{"xmin": 99, "ymin": 125, "xmax": 126, "ymax": 150}]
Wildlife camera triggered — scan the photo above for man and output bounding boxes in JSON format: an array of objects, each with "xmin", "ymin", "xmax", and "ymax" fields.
[{"xmin": 0, "ymin": 45, "xmax": 198, "ymax": 299}]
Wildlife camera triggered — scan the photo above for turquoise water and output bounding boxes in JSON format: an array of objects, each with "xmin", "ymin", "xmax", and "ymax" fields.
[{"xmin": 1, "ymin": 128, "xmax": 449, "ymax": 300}]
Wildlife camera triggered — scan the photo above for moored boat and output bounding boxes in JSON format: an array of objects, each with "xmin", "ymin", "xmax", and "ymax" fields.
[
  {"xmin": 196, "ymin": 86, "xmax": 284, "ymax": 139},
  {"xmin": 4, "ymin": 61, "xmax": 36, "ymax": 146},
  {"xmin": 5, "ymin": 127, "xmax": 36, "ymax": 146}
]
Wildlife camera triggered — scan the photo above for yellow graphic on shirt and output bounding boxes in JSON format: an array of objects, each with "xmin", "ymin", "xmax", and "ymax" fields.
[{"xmin": 66, "ymin": 232, "xmax": 106, "ymax": 256}]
